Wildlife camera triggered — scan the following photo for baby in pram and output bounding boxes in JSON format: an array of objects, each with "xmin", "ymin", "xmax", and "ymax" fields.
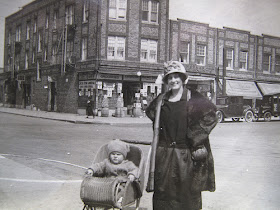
[{"xmin": 85, "ymin": 139, "xmax": 139, "ymax": 207}]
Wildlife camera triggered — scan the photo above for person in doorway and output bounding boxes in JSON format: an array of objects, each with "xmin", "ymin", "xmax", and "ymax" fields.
[
  {"xmin": 86, "ymin": 100, "xmax": 95, "ymax": 119},
  {"xmin": 145, "ymin": 61, "xmax": 218, "ymax": 210}
]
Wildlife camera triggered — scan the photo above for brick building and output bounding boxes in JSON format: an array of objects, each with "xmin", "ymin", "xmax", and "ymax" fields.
[{"xmin": 2, "ymin": 0, "xmax": 280, "ymax": 114}]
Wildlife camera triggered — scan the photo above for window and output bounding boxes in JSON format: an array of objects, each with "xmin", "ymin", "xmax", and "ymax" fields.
[
  {"xmin": 38, "ymin": 32, "xmax": 42, "ymax": 52},
  {"xmin": 25, "ymin": 52, "xmax": 29, "ymax": 69},
  {"xmin": 196, "ymin": 44, "xmax": 206, "ymax": 66},
  {"xmin": 15, "ymin": 54, "xmax": 20, "ymax": 71},
  {"xmin": 36, "ymin": 61, "xmax": 41, "ymax": 81},
  {"xmin": 26, "ymin": 22, "xmax": 31, "ymax": 40},
  {"xmin": 81, "ymin": 38, "xmax": 88, "ymax": 60},
  {"xmin": 67, "ymin": 40, "xmax": 74, "ymax": 61},
  {"xmin": 239, "ymin": 51, "xmax": 248, "ymax": 70},
  {"xmin": 109, "ymin": 0, "xmax": 127, "ymax": 20},
  {"xmin": 142, "ymin": 0, "xmax": 158, "ymax": 23},
  {"xmin": 263, "ymin": 53, "xmax": 271, "ymax": 73},
  {"xmin": 53, "ymin": 11, "xmax": 58, "ymax": 29},
  {"xmin": 179, "ymin": 42, "xmax": 189, "ymax": 64},
  {"xmin": 141, "ymin": 39, "xmax": 157, "ymax": 62},
  {"xmin": 16, "ymin": 26, "xmax": 21, "ymax": 42},
  {"xmin": 65, "ymin": 5, "xmax": 74, "ymax": 25},
  {"xmin": 52, "ymin": 44, "xmax": 58, "ymax": 63},
  {"xmin": 275, "ymin": 54, "xmax": 280, "ymax": 74},
  {"xmin": 226, "ymin": 49, "xmax": 234, "ymax": 69},
  {"xmin": 44, "ymin": 47, "xmax": 48, "ymax": 61},
  {"xmin": 107, "ymin": 36, "xmax": 126, "ymax": 60},
  {"xmin": 32, "ymin": 49, "xmax": 35, "ymax": 64},
  {"xmin": 7, "ymin": 30, "xmax": 11, "ymax": 45},
  {"xmin": 34, "ymin": 18, "xmax": 37, "ymax": 33},
  {"xmin": 83, "ymin": 0, "xmax": 89, "ymax": 22},
  {"xmin": 45, "ymin": 13, "xmax": 49, "ymax": 29}
]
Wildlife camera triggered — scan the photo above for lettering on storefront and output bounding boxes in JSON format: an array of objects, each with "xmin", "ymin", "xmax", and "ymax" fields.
[
  {"xmin": 79, "ymin": 72, "xmax": 96, "ymax": 80},
  {"xmin": 97, "ymin": 73, "xmax": 122, "ymax": 80},
  {"xmin": 123, "ymin": 75, "xmax": 140, "ymax": 81}
]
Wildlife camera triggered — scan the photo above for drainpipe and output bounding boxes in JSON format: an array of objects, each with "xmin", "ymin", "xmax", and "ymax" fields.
[{"xmin": 222, "ymin": 47, "xmax": 226, "ymax": 95}]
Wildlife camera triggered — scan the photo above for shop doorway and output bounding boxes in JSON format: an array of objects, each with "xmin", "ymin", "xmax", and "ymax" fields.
[
  {"xmin": 50, "ymin": 82, "xmax": 56, "ymax": 111},
  {"xmin": 122, "ymin": 82, "xmax": 141, "ymax": 107},
  {"xmin": 23, "ymin": 84, "xmax": 31, "ymax": 108}
]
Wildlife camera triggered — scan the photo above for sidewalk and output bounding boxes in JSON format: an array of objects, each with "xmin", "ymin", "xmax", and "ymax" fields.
[{"xmin": 0, "ymin": 106, "xmax": 152, "ymax": 126}]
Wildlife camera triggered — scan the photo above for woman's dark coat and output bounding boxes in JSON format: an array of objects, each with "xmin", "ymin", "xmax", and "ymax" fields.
[{"xmin": 146, "ymin": 88, "xmax": 217, "ymax": 193}]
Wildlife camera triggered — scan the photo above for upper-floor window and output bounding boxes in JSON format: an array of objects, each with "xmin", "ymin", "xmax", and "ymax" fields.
[
  {"xmin": 81, "ymin": 37, "xmax": 88, "ymax": 60},
  {"xmin": 65, "ymin": 5, "xmax": 74, "ymax": 25},
  {"xmin": 141, "ymin": 39, "xmax": 157, "ymax": 63},
  {"xmin": 7, "ymin": 30, "xmax": 11, "ymax": 45},
  {"xmin": 142, "ymin": 0, "xmax": 158, "ymax": 24},
  {"xmin": 179, "ymin": 42, "xmax": 189, "ymax": 64},
  {"xmin": 44, "ymin": 46, "xmax": 48, "ymax": 61},
  {"xmin": 226, "ymin": 48, "xmax": 234, "ymax": 69},
  {"xmin": 45, "ymin": 13, "xmax": 49, "ymax": 29},
  {"xmin": 107, "ymin": 36, "xmax": 125, "ymax": 60},
  {"xmin": 16, "ymin": 26, "xmax": 21, "ymax": 42},
  {"xmin": 36, "ymin": 60, "xmax": 41, "ymax": 81},
  {"xmin": 263, "ymin": 53, "xmax": 271, "ymax": 73},
  {"xmin": 275, "ymin": 54, "xmax": 280, "ymax": 74},
  {"xmin": 32, "ymin": 49, "xmax": 35, "ymax": 64},
  {"xmin": 25, "ymin": 51, "xmax": 29, "ymax": 69},
  {"xmin": 196, "ymin": 44, "xmax": 206, "ymax": 66},
  {"xmin": 109, "ymin": 0, "xmax": 127, "ymax": 20},
  {"xmin": 34, "ymin": 18, "xmax": 37, "ymax": 33},
  {"xmin": 83, "ymin": 0, "xmax": 89, "ymax": 22},
  {"xmin": 15, "ymin": 54, "xmax": 20, "ymax": 71},
  {"xmin": 53, "ymin": 10, "xmax": 58, "ymax": 29},
  {"xmin": 67, "ymin": 40, "xmax": 74, "ymax": 60},
  {"xmin": 26, "ymin": 22, "xmax": 31, "ymax": 40},
  {"xmin": 38, "ymin": 32, "xmax": 42, "ymax": 52},
  {"xmin": 239, "ymin": 51, "xmax": 248, "ymax": 70}
]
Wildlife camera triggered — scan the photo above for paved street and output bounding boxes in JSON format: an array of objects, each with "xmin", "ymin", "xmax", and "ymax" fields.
[{"xmin": 0, "ymin": 112, "xmax": 280, "ymax": 209}]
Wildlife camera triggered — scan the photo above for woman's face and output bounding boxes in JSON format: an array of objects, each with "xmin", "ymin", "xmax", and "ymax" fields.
[{"xmin": 167, "ymin": 73, "xmax": 183, "ymax": 90}]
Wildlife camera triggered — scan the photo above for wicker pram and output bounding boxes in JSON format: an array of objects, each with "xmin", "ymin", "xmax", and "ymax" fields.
[{"xmin": 80, "ymin": 142, "xmax": 146, "ymax": 210}]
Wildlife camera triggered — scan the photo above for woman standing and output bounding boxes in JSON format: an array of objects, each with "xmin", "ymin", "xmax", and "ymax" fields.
[
  {"xmin": 146, "ymin": 61, "xmax": 217, "ymax": 209},
  {"xmin": 86, "ymin": 100, "xmax": 95, "ymax": 119}
]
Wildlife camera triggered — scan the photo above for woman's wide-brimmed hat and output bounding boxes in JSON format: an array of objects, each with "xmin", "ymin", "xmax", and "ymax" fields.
[{"xmin": 163, "ymin": 61, "xmax": 187, "ymax": 83}]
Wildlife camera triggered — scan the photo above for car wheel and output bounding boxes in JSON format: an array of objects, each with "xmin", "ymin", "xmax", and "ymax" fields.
[
  {"xmin": 245, "ymin": 110, "xmax": 254, "ymax": 122},
  {"xmin": 264, "ymin": 112, "xmax": 272, "ymax": 122},
  {"xmin": 216, "ymin": 110, "xmax": 224, "ymax": 123},
  {"xmin": 232, "ymin": 118, "xmax": 240, "ymax": 122}
]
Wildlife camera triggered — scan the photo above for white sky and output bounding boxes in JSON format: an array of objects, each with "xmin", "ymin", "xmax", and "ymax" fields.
[{"xmin": 0, "ymin": 0, "xmax": 280, "ymax": 68}]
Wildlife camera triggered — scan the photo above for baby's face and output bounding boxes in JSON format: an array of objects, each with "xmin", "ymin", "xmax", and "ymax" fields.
[{"xmin": 110, "ymin": 152, "xmax": 124, "ymax": 164}]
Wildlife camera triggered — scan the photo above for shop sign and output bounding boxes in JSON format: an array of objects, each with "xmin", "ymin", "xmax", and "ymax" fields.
[
  {"xmin": 79, "ymin": 72, "xmax": 96, "ymax": 80},
  {"xmin": 123, "ymin": 75, "xmax": 140, "ymax": 81},
  {"xmin": 98, "ymin": 73, "xmax": 122, "ymax": 80}
]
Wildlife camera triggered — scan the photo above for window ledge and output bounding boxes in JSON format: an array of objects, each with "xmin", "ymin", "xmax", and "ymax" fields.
[
  {"xmin": 263, "ymin": 71, "xmax": 271, "ymax": 74},
  {"xmin": 275, "ymin": 72, "xmax": 280, "ymax": 76},
  {"xmin": 239, "ymin": 68, "xmax": 247, "ymax": 71},
  {"xmin": 226, "ymin": 67, "xmax": 234, "ymax": 71}
]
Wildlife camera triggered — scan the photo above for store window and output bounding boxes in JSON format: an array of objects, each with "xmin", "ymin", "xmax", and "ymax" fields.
[
  {"xmin": 142, "ymin": 0, "xmax": 158, "ymax": 23},
  {"xmin": 179, "ymin": 42, "xmax": 189, "ymax": 64},
  {"xmin": 109, "ymin": 0, "xmax": 126, "ymax": 20},
  {"xmin": 196, "ymin": 44, "xmax": 206, "ymax": 66},
  {"xmin": 107, "ymin": 36, "xmax": 125, "ymax": 60},
  {"xmin": 141, "ymin": 39, "xmax": 157, "ymax": 63},
  {"xmin": 239, "ymin": 51, "xmax": 248, "ymax": 70}
]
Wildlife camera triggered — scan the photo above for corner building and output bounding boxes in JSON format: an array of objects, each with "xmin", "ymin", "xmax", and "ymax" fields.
[{"xmin": 3, "ymin": 0, "xmax": 169, "ymax": 113}]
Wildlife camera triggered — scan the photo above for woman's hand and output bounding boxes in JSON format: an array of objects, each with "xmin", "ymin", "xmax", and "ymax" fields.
[{"xmin": 128, "ymin": 174, "xmax": 136, "ymax": 182}]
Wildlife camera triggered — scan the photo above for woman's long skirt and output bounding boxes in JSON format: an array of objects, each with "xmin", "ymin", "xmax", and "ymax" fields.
[{"xmin": 153, "ymin": 146, "xmax": 202, "ymax": 210}]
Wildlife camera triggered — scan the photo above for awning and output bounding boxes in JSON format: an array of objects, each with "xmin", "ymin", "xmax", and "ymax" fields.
[
  {"xmin": 257, "ymin": 83, "xmax": 280, "ymax": 96},
  {"xmin": 225, "ymin": 80, "xmax": 262, "ymax": 99}
]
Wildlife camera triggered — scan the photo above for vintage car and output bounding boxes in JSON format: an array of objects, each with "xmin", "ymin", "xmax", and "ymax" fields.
[
  {"xmin": 216, "ymin": 96, "xmax": 255, "ymax": 123},
  {"xmin": 254, "ymin": 94, "xmax": 280, "ymax": 122}
]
